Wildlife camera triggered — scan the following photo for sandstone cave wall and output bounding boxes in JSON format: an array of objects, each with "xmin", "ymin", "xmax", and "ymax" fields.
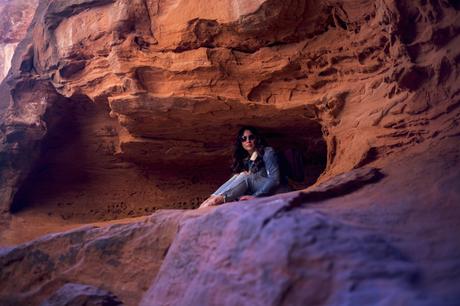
[{"xmin": 0, "ymin": 0, "xmax": 459, "ymax": 216}]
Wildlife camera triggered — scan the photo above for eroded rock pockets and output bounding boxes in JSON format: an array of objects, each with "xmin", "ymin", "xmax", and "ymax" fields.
[
  {"xmin": 8, "ymin": 93, "xmax": 328, "ymax": 222},
  {"xmin": 1, "ymin": 0, "xmax": 460, "ymax": 220}
]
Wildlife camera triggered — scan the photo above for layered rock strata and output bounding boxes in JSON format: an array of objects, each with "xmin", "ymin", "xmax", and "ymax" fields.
[{"xmin": 1, "ymin": 0, "xmax": 458, "ymax": 217}]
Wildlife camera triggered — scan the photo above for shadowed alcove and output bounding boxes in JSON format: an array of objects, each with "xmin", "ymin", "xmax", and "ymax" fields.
[{"xmin": 11, "ymin": 96, "xmax": 328, "ymax": 222}]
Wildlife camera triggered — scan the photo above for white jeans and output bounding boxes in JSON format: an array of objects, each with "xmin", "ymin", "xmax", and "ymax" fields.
[{"xmin": 212, "ymin": 172, "xmax": 278, "ymax": 202}]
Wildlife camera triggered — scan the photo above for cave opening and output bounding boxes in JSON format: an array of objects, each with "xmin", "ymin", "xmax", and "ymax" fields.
[
  {"xmin": 255, "ymin": 123, "xmax": 327, "ymax": 190},
  {"xmin": 10, "ymin": 97, "xmax": 328, "ymax": 222}
]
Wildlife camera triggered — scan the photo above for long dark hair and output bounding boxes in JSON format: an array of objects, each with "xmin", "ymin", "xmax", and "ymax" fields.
[{"xmin": 231, "ymin": 126, "xmax": 267, "ymax": 173}]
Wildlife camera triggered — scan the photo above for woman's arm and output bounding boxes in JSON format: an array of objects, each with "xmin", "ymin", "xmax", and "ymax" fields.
[{"xmin": 252, "ymin": 147, "xmax": 281, "ymax": 197}]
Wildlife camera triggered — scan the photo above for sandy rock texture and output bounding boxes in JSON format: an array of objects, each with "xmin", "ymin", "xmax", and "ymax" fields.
[
  {"xmin": 0, "ymin": 0, "xmax": 459, "ymax": 218},
  {"xmin": 0, "ymin": 209, "xmax": 193, "ymax": 305},
  {"xmin": 1, "ymin": 138, "xmax": 459, "ymax": 305},
  {"xmin": 0, "ymin": 0, "xmax": 459, "ymax": 305}
]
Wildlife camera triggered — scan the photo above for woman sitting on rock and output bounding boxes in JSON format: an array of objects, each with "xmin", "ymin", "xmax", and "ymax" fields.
[{"xmin": 199, "ymin": 126, "xmax": 288, "ymax": 208}]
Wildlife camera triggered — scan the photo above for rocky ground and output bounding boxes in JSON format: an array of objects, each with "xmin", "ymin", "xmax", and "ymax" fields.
[
  {"xmin": 0, "ymin": 0, "xmax": 459, "ymax": 305},
  {"xmin": 1, "ymin": 136, "xmax": 459, "ymax": 305}
]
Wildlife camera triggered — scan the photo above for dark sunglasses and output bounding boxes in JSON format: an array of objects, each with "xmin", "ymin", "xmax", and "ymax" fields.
[{"xmin": 240, "ymin": 135, "xmax": 255, "ymax": 142}]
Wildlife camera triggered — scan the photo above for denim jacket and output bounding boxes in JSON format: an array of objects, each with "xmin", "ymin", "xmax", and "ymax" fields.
[{"xmin": 244, "ymin": 147, "xmax": 282, "ymax": 197}]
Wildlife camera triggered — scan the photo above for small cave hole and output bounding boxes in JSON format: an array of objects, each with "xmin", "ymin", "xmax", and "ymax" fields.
[{"xmin": 257, "ymin": 123, "xmax": 327, "ymax": 190}]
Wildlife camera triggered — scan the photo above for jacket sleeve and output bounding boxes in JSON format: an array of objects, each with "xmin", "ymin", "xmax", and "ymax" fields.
[{"xmin": 252, "ymin": 147, "xmax": 281, "ymax": 197}]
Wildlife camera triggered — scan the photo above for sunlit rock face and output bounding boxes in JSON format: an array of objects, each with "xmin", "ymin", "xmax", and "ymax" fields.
[
  {"xmin": 0, "ymin": 0, "xmax": 38, "ymax": 82},
  {"xmin": 0, "ymin": 0, "xmax": 458, "ymax": 218},
  {"xmin": 0, "ymin": 43, "xmax": 17, "ymax": 80},
  {"xmin": 1, "ymin": 0, "xmax": 333, "ymax": 217}
]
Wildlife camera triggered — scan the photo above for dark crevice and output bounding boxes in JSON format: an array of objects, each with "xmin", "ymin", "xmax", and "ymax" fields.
[
  {"xmin": 162, "ymin": 245, "xmax": 171, "ymax": 259},
  {"xmin": 266, "ymin": 41, "xmax": 289, "ymax": 48},
  {"xmin": 448, "ymin": 0, "xmax": 460, "ymax": 10},
  {"xmin": 334, "ymin": 14, "xmax": 348, "ymax": 30},
  {"xmin": 229, "ymin": 47, "xmax": 258, "ymax": 54},
  {"xmin": 10, "ymin": 97, "xmax": 90, "ymax": 213},
  {"xmin": 289, "ymin": 168, "xmax": 385, "ymax": 208},
  {"xmin": 395, "ymin": 2, "xmax": 419, "ymax": 44}
]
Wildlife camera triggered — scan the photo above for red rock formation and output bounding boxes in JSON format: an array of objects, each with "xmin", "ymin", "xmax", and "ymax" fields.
[
  {"xmin": 2, "ymin": 0, "xmax": 458, "ymax": 219},
  {"xmin": 0, "ymin": 0, "xmax": 459, "ymax": 305},
  {"xmin": 1, "ymin": 0, "xmax": 330, "ymax": 220}
]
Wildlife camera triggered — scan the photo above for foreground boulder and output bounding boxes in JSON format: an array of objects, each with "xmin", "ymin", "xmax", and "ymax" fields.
[{"xmin": 0, "ymin": 210, "xmax": 196, "ymax": 305}]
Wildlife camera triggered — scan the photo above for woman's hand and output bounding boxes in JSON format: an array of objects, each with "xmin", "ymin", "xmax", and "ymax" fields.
[{"xmin": 239, "ymin": 195, "xmax": 255, "ymax": 201}]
